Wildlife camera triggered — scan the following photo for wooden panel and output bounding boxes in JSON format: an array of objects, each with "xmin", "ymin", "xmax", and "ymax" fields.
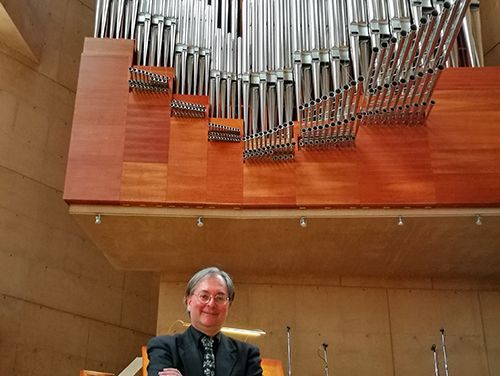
[
  {"xmin": 124, "ymin": 97, "xmax": 171, "ymax": 163},
  {"xmin": 206, "ymin": 118, "xmax": 244, "ymax": 205},
  {"xmin": 433, "ymin": 174, "xmax": 500, "ymax": 205},
  {"xmin": 295, "ymin": 147, "xmax": 360, "ymax": 206},
  {"xmin": 63, "ymin": 38, "xmax": 133, "ymax": 204},
  {"xmin": 141, "ymin": 345, "xmax": 148, "ymax": 376},
  {"xmin": 166, "ymin": 95, "xmax": 210, "ymax": 204},
  {"xmin": 83, "ymin": 37, "xmax": 132, "ymax": 56},
  {"xmin": 261, "ymin": 359, "xmax": 284, "ymax": 376},
  {"xmin": 243, "ymin": 162, "xmax": 297, "ymax": 206},
  {"xmin": 64, "ymin": 39, "xmax": 500, "ymax": 209},
  {"xmin": 123, "ymin": 66, "xmax": 174, "ymax": 163},
  {"xmin": 429, "ymin": 72, "xmax": 500, "ymax": 205},
  {"xmin": 356, "ymin": 126, "xmax": 436, "ymax": 206},
  {"xmin": 432, "ymin": 67, "xmax": 500, "ymax": 90},
  {"xmin": 120, "ymin": 162, "xmax": 168, "ymax": 203},
  {"xmin": 80, "ymin": 371, "xmax": 114, "ymax": 376}
]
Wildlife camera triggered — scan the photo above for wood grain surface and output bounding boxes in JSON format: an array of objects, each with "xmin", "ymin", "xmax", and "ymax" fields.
[
  {"xmin": 64, "ymin": 38, "xmax": 134, "ymax": 204},
  {"xmin": 206, "ymin": 118, "xmax": 244, "ymax": 205},
  {"xmin": 63, "ymin": 40, "xmax": 500, "ymax": 208}
]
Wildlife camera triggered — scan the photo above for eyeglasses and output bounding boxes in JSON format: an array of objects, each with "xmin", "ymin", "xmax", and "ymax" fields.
[{"xmin": 194, "ymin": 292, "xmax": 230, "ymax": 305}]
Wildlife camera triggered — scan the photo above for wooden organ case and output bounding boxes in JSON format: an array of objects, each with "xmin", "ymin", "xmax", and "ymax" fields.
[{"xmin": 64, "ymin": 0, "xmax": 500, "ymax": 279}]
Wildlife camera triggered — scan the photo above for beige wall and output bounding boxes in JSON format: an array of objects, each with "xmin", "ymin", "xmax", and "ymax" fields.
[
  {"xmin": 0, "ymin": 1, "xmax": 159, "ymax": 375},
  {"xmin": 481, "ymin": 0, "xmax": 500, "ymax": 66},
  {"xmin": 158, "ymin": 276, "xmax": 500, "ymax": 376},
  {"xmin": 1, "ymin": 1, "xmax": 499, "ymax": 376}
]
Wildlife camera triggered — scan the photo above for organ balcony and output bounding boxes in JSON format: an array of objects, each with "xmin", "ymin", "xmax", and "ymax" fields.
[{"xmin": 63, "ymin": 36, "xmax": 500, "ymax": 280}]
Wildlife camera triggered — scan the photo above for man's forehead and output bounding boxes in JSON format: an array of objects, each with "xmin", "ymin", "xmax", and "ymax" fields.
[{"xmin": 194, "ymin": 275, "xmax": 228, "ymax": 291}]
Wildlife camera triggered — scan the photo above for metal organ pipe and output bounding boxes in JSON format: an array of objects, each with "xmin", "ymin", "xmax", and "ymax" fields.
[{"xmin": 93, "ymin": 0, "xmax": 481, "ymax": 151}]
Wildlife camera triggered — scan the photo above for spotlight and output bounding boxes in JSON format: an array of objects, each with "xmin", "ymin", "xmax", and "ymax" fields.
[
  {"xmin": 299, "ymin": 217, "xmax": 307, "ymax": 228},
  {"xmin": 196, "ymin": 216, "xmax": 204, "ymax": 227},
  {"xmin": 397, "ymin": 216, "xmax": 404, "ymax": 226},
  {"xmin": 475, "ymin": 214, "xmax": 482, "ymax": 226},
  {"xmin": 95, "ymin": 214, "xmax": 102, "ymax": 225}
]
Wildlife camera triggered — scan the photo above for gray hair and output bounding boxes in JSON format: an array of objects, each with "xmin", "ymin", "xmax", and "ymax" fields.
[{"xmin": 185, "ymin": 266, "xmax": 235, "ymax": 304}]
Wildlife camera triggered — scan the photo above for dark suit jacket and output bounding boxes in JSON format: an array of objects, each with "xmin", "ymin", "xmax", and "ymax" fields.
[{"xmin": 147, "ymin": 327, "xmax": 263, "ymax": 376}]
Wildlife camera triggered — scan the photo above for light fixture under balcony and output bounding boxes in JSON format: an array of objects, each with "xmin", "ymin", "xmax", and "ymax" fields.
[
  {"xmin": 397, "ymin": 216, "xmax": 404, "ymax": 226},
  {"xmin": 299, "ymin": 217, "xmax": 307, "ymax": 228},
  {"xmin": 196, "ymin": 216, "xmax": 204, "ymax": 227},
  {"xmin": 475, "ymin": 214, "xmax": 482, "ymax": 226}
]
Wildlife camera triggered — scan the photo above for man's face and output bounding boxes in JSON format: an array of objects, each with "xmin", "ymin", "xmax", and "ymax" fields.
[{"xmin": 186, "ymin": 275, "xmax": 230, "ymax": 336}]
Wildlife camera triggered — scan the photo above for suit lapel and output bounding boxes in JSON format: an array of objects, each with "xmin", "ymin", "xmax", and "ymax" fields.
[
  {"xmin": 178, "ymin": 330, "xmax": 203, "ymax": 376},
  {"xmin": 215, "ymin": 334, "xmax": 237, "ymax": 376}
]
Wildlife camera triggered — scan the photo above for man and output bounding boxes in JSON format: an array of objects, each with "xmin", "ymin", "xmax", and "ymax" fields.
[{"xmin": 147, "ymin": 267, "xmax": 263, "ymax": 376}]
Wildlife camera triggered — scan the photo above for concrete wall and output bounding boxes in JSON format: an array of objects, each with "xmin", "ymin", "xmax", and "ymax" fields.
[
  {"xmin": 0, "ymin": 1, "xmax": 160, "ymax": 375},
  {"xmin": 1, "ymin": 1, "xmax": 498, "ymax": 375},
  {"xmin": 481, "ymin": 0, "xmax": 500, "ymax": 66},
  {"xmin": 158, "ymin": 276, "xmax": 500, "ymax": 376}
]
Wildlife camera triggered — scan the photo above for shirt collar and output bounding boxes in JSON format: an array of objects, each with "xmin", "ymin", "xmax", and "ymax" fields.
[{"xmin": 188, "ymin": 325, "xmax": 222, "ymax": 346}]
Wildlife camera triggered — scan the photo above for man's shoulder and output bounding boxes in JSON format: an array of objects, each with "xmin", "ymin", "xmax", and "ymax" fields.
[
  {"xmin": 147, "ymin": 331, "xmax": 188, "ymax": 348},
  {"xmin": 221, "ymin": 334, "xmax": 260, "ymax": 352}
]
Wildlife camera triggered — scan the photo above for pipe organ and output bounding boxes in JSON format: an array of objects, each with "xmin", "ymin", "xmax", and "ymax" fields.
[
  {"xmin": 93, "ymin": 0, "xmax": 481, "ymax": 160},
  {"xmin": 63, "ymin": 0, "xmax": 500, "ymax": 210},
  {"xmin": 63, "ymin": 1, "xmax": 500, "ymax": 289},
  {"xmin": 62, "ymin": 7, "xmax": 500, "ymax": 371}
]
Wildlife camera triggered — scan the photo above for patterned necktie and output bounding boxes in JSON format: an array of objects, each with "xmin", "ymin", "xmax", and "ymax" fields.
[{"xmin": 201, "ymin": 336, "xmax": 215, "ymax": 376}]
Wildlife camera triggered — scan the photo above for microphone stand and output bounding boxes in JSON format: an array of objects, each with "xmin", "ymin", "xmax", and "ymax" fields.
[
  {"xmin": 440, "ymin": 328, "xmax": 449, "ymax": 376},
  {"xmin": 286, "ymin": 326, "xmax": 292, "ymax": 376},
  {"xmin": 322, "ymin": 343, "xmax": 329, "ymax": 376}
]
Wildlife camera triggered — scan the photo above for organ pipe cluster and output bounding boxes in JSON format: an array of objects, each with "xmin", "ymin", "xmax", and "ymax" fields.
[
  {"xmin": 128, "ymin": 67, "xmax": 170, "ymax": 92},
  {"xmin": 298, "ymin": 77, "xmax": 364, "ymax": 147},
  {"xmin": 95, "ymin": 0, "xmax": 482, "ymax": 159},
  {"xmin": 243, "ymin": 121, "xmax": 296, "ymax": 161},
  {"xmin": 208, "ymin": 122, "xmax": 241, "ymax": 142},
  {"xmin": 170, "ymin": 98, "xmax": 207, "ymax": 117},
  {"xmin": 359, "ymin": 0, "xmax": 471, "ymax": 126}
]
